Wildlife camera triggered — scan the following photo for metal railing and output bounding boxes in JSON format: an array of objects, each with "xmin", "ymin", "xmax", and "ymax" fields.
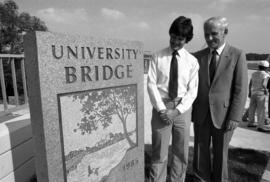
[
  {"xmin": 144, "ymin": 51, "xmax": 151, "ymax": 74},
  {"xmin": 0, "ymin": 54, "xmax": 28, "ymax": 113}
]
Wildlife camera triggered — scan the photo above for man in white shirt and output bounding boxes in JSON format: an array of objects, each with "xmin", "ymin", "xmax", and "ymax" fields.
[
  {"xmin": 248, "ymin": 61, "xmax": 270, "ymax": 130},
  {"xmin": 147, "ymin": 15, "xmax": 199, "ymax": 182}
]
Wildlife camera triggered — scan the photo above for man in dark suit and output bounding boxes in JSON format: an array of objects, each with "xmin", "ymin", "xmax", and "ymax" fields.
[{"xmin": 192, "ymin": 16, "xmax": 248, "ymax": 182}]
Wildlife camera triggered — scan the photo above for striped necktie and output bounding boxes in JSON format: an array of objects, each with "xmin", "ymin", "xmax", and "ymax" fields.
[
  {"xmin": 168, "ymin": 51, "xmax": 178, "ymax": 99},
  {"xmin": 209, "ymin": 50, "xmax": 218, "ymax": 84}
]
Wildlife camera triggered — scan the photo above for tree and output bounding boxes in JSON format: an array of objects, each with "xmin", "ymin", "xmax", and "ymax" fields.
[
  {"xmin": 0, "ymin": 0, "xmax": 48, "ymax": 54},
  {"xmin": 0, "ymin": 0, "xmax": 48, "ymax": 100},
  {"xmin": 73, "ymin": 85, "xmax": 137, "ymax": 147},
  {"xmin": 246, "ymin": 53, "xmax": 269, "ymax": 61}
]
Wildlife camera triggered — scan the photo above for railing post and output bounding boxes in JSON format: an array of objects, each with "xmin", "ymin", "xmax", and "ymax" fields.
[
  {"xmin": 0, "ymin": 54, "xmax": 27, "ymax": 112},
  {"xmin": 11, "ymin": 58, "xmax": 19, "ymax": 106},
  {"xmin": 143, "ymin": 52, "xmax": 151, "ymax": 74},
  {"xmin": 0, "ymin": 58, "xmax": 8, "ymax": 110},
  {"xmin": 21, "ymin": 58, "xmax": 28, "ymax": 104}
]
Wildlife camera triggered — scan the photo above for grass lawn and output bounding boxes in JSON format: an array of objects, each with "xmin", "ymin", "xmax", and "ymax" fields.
[{"xmin": 145, "ymin": 145, "xmax": 270, "ymax": 182}]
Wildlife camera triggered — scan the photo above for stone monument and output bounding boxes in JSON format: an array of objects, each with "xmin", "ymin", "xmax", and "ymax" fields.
[{"xmin": 23, "ymin": 31, "xmax": 144, "ymax": 182}]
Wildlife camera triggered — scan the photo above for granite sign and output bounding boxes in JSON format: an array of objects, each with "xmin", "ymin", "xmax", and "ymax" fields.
[{"xmin": 23, "ymin": 32, "xmax": 144, "ymax": 182}]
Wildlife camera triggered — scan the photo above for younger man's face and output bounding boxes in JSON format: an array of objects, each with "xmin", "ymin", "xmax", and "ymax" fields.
[{"xmin": 170, "ymin": 34, "xmax": 186, "ymax": 51}]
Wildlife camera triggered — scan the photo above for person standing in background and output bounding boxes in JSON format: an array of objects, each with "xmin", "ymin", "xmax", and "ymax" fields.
[
  {"xmin": 247, "ymin": 60, "xmax": 270, "ymax": 132},
  {"xmin": 147, "ymin": 16, "xmax": 199, "ymax": 182},
  {"xmin": 243, "ymin": 56, "xmax": 270, "ymax": 124},
  {"xmin": 265, "ymin": 55, "xmax": 270, "ymax": 124},
  {"xmin": 192, "ymin": 16, "xmax": 248, "ymax": 182}
]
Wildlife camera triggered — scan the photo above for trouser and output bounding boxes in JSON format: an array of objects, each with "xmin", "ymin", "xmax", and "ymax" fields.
[
  {"xmin": 242, "ymin": 108, "xmax": 249, "ymax": 121},
  {"xmin": 268, "ymin": 94, "xmax": 270, "ymax": 118},
  {"xmin": 193, "ymin": 111, "xmax": 234, "ymax": 182},
  {"xmin": 149, "ymin": 107, "xmax": 191, "ymax": 182},
  {"xmin": 249, "ymin": 93, "xmax": 266, "ymax": 127}
]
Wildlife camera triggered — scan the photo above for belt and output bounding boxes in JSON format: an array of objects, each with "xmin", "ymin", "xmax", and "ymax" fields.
[{"xmin": 162, "ymin": 97, "xmax": 182, "ymax": 109}]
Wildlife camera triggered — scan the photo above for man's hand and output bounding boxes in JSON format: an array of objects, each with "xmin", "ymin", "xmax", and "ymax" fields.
[
  {"xmin": 165, "ymin": 109, "xmax": 180, "ymax": 121},
  {"xmin": 226, "ymin": 120, "xmax": 239, "ymax": 131},
  {"xmin": 159, "ymin": 109, "xmax": 173, "ymax": 125}
]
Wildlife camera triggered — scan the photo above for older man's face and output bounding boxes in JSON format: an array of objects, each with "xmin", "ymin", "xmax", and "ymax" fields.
[{"xmin": 204, "ymin": 23, "xmax": 226, "ymax": 49}]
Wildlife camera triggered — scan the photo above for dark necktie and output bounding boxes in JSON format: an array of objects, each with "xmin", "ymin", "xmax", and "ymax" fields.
[
  {"xmin": 209, "ymin": 50, "xmax": 218, "ymax": 84},
  {"xmin": 168, "ymin": 51, "xmax": 178, "ymax": 99}
]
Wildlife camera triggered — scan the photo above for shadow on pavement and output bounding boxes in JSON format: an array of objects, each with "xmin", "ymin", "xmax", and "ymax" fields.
[{"xmin": 145, "ymin": 144, "xmax": 270, "ymax": 182}]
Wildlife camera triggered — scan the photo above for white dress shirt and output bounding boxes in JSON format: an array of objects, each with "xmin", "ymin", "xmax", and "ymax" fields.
[
  {"xmin": 147, "ymin": 46, "xmax": 199, "ymax": 114},
  {"xmin": 208, "ymin": 43, "xmax": 226, "ymax": 66},
  {"xmin": 207, "ymin": 43, "xmax": 226, "ymax": 82}
]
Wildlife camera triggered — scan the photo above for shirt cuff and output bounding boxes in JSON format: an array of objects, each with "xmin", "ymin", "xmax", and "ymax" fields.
[
  {"xmin": 176, "ymin": 104, "xmax": 186, "ymax": 114},
  {"xmin": 156, "ymin": 102, "xmax": 167, "ymax": 112}
]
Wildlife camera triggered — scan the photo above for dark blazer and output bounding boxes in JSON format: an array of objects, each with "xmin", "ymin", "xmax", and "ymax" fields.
[{"xmin": 192, "ymin": 44, "xmax": 248, "ymax": 129}]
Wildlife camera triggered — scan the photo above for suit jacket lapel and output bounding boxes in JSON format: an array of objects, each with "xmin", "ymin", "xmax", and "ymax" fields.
[
  {"xmin": 212, "ymin": 44, "xmax": 230, "ymax": 84},
  {"xmin": 200, "ymin": 48, "xmax": 210, "ymax": 86}
]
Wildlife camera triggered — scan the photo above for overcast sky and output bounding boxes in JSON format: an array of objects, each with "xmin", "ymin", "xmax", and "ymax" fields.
[{"xmin": 7, "ymin": 0, "xmax": 270, "ymax": 53}]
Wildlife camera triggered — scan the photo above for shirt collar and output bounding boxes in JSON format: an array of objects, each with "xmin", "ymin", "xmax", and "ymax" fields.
[
  {"xmin": 210, "ymin": 43, "xmax": 226, "ymax": 55},
  {"xmin": 170, "ymin": 47, "xmax": 185, "ymax": 57}
]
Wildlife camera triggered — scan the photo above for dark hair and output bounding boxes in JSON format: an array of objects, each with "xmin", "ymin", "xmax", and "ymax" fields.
[{"xmin": 169, "ymin": 16, "xmax": 193, "ymax": 43}]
